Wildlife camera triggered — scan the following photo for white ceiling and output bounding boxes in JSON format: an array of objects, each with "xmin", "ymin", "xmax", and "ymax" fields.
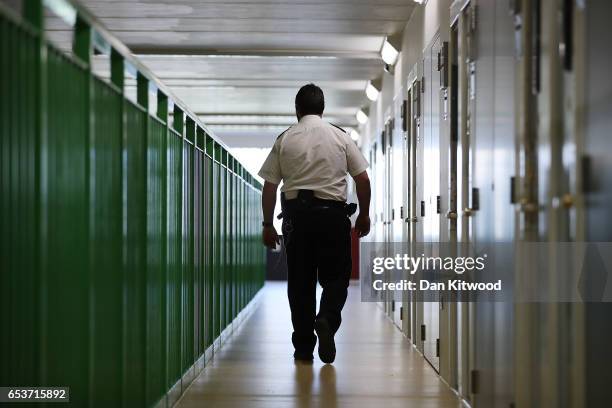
[{"xmin": 66, "ymin": 0, "xmax": 416, "ymax": 146}]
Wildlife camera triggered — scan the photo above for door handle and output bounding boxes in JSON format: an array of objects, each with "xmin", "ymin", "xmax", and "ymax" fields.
[{"xmin": 561, "ymin": 193, "xmax": 574, "ymax": 209}]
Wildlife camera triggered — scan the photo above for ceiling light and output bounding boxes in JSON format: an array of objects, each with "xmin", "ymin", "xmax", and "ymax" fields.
[
  {"xmin": 381, "ymin": 38, "xmax": 399, "ymax": 65},
  {"xmin": 356, "ymin": 109, "xmax": 368, "ymax": 124},
  {"xmin": 413, "ymin": 0, "xmax": 425, "ymax": 4},
  {"xmin": 365, "ymin": 81, "xmax": 380, "ymax": 102},
  {"xmin": 350, "ymin": 130, "xmax": 360, "ymax": 141}
]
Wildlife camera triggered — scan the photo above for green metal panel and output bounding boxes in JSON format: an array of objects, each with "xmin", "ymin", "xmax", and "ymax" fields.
[
  {"xmin": 194, "ymin": 129, "xmax": 204, "ymax": 358},
  {"xmin": 213, "ymin": 145, "xmax": 221, "ymax": 338},
  {"xmin": 45, "ymin": 47, "xmax": 90, "ymax": 405},
  {"xmin": 236, "ymin": 178, "xmax": 241, "ymax": 313},
  {"xmin": 182, "ymin": 122, "xmax": 195, "ymax": 371},
  {"xmin": 227, "ymin": 166, "xmax": 233, "ymax": 323},
  {"xmin": 240, "ymin": 180, "xmax": 245, "ymax": 310},
  {"xmin": 220, "ymin": 162, "xmax": 227, "ymax": 329},
  {"xmin": 166, "ymin": 127, "xmax": 182, "ymax": 388},
  {"xmin": 239, "ymin": 180, "xmax": 244, "ymax": 310},
  {"xmin": 204, "ymin": 166, "xmax": 211, "ymax": 348},
  {"xmin": 233, "ymin": 173, "xmax": 237, "ymax": 319},
  {"xmin": 146, "ymin": 116, "xmax": 167, "ymax": 406},
  {"xmin": 0, "ymin": 14, "xmax": 42, "ymax": 389},
  {"xmin": 90, "ymin": 77, "xmax": 123, "ymax": 406},
  {"xmin": 205, "ymin": 136, "xmax": 215, "ymax": 347},
  {"xmin": 123, "ymin": 99, "xmax": 147, "ymax": 406}
]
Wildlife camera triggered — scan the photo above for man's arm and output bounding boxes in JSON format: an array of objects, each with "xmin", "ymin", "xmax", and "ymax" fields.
[
  {"xmin": 261, "ymin": 181, "xmax": 281, "ymax": 248},
  {"xmin": 352, "ymin": 171, "xmax": 371, "ymax": 237}
]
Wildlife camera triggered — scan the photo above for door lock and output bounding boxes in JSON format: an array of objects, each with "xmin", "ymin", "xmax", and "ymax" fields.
[
  {"xmin": 519, "ymin": 198, "xmax": 538, "ymax": 213},
  {"xmin": 561, "ymin": 193, "xmax": 574, "ymax": 209}
]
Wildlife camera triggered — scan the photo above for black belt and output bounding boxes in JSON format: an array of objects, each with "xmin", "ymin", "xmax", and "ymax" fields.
[{"xmin": 278, "ymin": 190, "xmax": 357, "ymax": 219}]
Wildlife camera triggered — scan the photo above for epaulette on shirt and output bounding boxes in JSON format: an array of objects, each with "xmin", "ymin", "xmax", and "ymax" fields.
[
  {"xmin": 276, "ymin": 126, "xmax": 292, "ymax": 141},
  {"xmin": 329, "ymin": 123, "xmax": 347, "ymax": 133}
]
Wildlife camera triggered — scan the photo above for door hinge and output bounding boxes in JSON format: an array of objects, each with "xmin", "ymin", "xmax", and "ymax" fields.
[
  {"xmin": 392, "ymin": 208, "xmax": 395, "ymax": 220},
  {"xmin": 581, "ymin": 154, "xmax": 592, "ymax": 193},
  {"xmin": 531, "ymin": 0, "xmax": 542, "ymax": 95},
  {"xmin": 436, "ymin": 195, "xmax": 441, "ymax": 214},
  {"xmin": 471, "ymin": 369, "xmax": 479, "ymax": 394},
  {"xmin": 420, "ymin": 200, "xmax": 425, "ymax": 217},
  {"xmin": 436, "ymin": 338, "xmax": 440, "ymax": 357},
  {"xmin": 413, "ymin": 81, "xmax": 421, "ymax": 118},
  {"xmin": 510, "ymin": 176, "xmax": 517, "ymax": 204},
  {"xmin": 439, "ymin": 41, "xmax": 449, "ymax": 88},
  {"xmin": 400, "ymin": 306, "xmax": 403, "ymax": 320},
  {"xmin": 471, "ymin": 187, "xmax": 480, "ymax": 211},
  {"xmin": 469, "ymin": 4, "xmax": 478, "ymax": 33},
  {"xmin": 421, "ymin": 76, "xmax": 425, "ymax": 93},
  {"xmin": 469, "ymin": 61, "xmax": 477, "ymax": 99},
  {"xmin": 402, "ymin": 99, "xmax": 408, "ymax": 131},
  {"xmin": 560, "ymin": 0, "xmax": 574, "ymax": 71},
  {"xmin": 391, "ymin": 301, "xmax": 395, "ymax": 312},
  {"xmin": 421, "ymin": 324, "xmax": 426, "ymax": 342},
  {"xmin": 400, "ymin": 206, "xmax": 404, "ymax": 219},
  {"xmin": 509, "ymin": 0, "xmax": 521, "ymax": 15},
  {"xmin": 381, "ymin": 130, "xmax": 386, "ymax": 154}
]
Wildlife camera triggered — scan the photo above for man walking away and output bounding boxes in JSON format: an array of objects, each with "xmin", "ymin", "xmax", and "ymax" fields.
[{"xmin": 258, "ymin": 83, "xmax": 371, "ymax": 364}]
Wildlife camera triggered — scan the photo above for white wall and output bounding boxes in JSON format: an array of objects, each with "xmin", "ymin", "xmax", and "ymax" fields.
[{"xmin": 359, "ymin": 0, "xmax": 451, "ymax": 149}]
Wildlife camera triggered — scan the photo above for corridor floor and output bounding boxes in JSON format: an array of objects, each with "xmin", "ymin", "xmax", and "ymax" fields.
[{"xmin": 176, "ymin": 281, "xmax": 462, "ymax": 408}]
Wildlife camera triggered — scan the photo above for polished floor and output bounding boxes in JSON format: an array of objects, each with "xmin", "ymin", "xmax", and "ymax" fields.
[{"xmin": 176, "ymin": 281, "xmax": 462, "ymax": 408}]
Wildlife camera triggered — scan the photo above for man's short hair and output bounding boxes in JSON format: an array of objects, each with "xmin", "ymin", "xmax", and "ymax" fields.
[{"xmin": 295, "ymin": 83, "xmax": 325, "ymax": 116}]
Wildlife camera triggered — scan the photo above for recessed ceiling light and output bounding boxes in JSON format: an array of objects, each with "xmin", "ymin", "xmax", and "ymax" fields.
[
  {"xmin": 365, "ymin": 81, "xmax": 380, "ymax": 102},
  {"xmin": 350, "ymin": 130, "xmax": 360, "ymax": 141},
  {"xmin": 381, "ymin": 38, "xmax": 400, "ymax": 65},
  {"xmin": 356, "ymin": 109, "xmax": 368, "ymax": 124}
]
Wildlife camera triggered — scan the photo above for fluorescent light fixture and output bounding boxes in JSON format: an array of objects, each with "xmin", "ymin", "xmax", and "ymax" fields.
[
  {"xmin": 365, "ymin": 81, "xmax": 380, "ymax": 102},
  {"xmin": 356, "ymin": 109, "xmax": 368, "ymax": 124},
  {"xmin": 413, "ymin": 0, "xmax": 425, "ymax": 4},
  {"xmin": 381, "ymin": 38, "xmax": 400, "ymax": 65},
  {"xmin": 350, "ymin": 130, "xmax": 360, "ymax": 142}
]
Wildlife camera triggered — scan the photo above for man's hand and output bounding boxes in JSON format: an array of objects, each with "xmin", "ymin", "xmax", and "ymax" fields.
[
  {"xmin": 261, "ymin": 181, "xmax": 280, "ymax": 248},
  {"xmin": 355, "ymin": 213, "xmax": 370, "ymax": 237},
  {"xmin": 352, "ymin": 171, "xmax": 371, "ymax": 238},
  {"xmin": 262, "ymin": 226, "xmax": 281, "ymax": 249}
]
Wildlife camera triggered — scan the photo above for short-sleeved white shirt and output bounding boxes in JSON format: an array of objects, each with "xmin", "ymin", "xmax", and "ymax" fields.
[{"xmin": 258, "ymin": 114, "xmax": 369, "ymax": 202}]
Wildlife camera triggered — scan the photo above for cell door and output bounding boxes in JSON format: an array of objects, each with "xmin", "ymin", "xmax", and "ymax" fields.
[
  {"xmin": 412, "ymin": 66, "xmax": 425, "ymax": 355},
  {"xmin": 372, "ymin": 139, "xmax": 385, "ymax": 308},
  {"xmin": 437, "ymin": 29, "xmax": 459, "ymax": 386},
  {"xmin": 401, "ymin": 87, "xmax": 412, "ymax": 338},
  {"xmin": 392, "ymin": 97, "xmax": 404, "ymax": 328},
  {"xmin": 403, "ymin": 70, "xmax": 420, "ymax": 343},
  {"xmin": 422, "ymin": 34, "xmax": 442, "ymax": 373},
  {"xmin": 454, "ymin": 3, "xmax": 475, "ymax": 403},
  {"xmin": 383, "ymin": 117, "xmax": 394, "ymax": 319}
]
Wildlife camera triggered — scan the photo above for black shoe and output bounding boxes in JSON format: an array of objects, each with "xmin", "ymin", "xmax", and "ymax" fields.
[
  {"xmin": 314, "ymin": 318, "xmax": 336, "ymax": 364},
  {"xmin": 294, "ymin": 351, "xmax": 314, "ymax": 362}
]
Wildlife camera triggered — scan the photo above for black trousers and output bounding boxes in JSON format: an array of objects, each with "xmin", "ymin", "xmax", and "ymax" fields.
[{"xmin": 282, "ymin": 207, "xmax": 352, "ymax": 356}]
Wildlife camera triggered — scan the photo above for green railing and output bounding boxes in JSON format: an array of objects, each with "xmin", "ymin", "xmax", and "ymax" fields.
[{"xmin": 0, "ymin": 1, "xmax": 265, "ymax": 406}]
